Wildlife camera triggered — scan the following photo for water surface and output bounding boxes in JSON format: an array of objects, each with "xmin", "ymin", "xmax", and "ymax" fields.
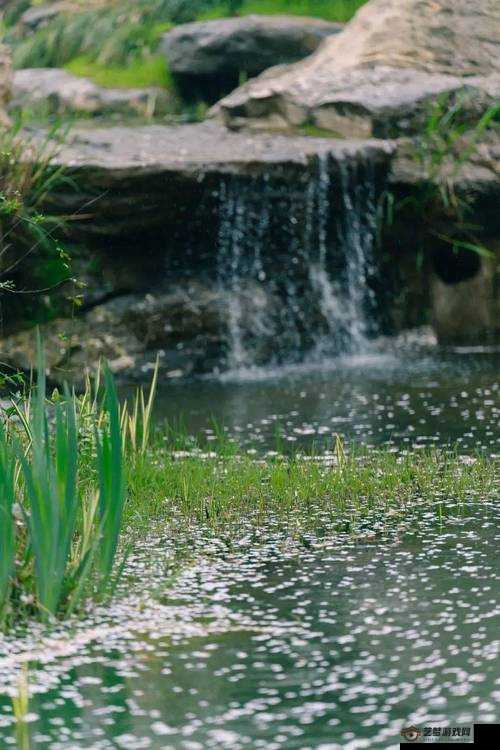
[
  {"xmin": 150, "ymin": 345, "xmax": 500, "ymax": 454},
  {"xmin": 1, "ymin": 345, "xmax": 498, "ymax": 748},
  {"xmin": 0, "ymin": 502, "xmax": 498, "ymax": 748}
]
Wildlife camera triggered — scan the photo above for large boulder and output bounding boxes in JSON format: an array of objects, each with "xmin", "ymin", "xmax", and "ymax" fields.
[
  {"xmin": 11, "ymin": 68, "xmax": 175, "ymax": 118},
  {"xmin": 30, "ymin": 120, "xmax": 392, "ymax": 239},
  {"xmin": 214, "ymin": 0, "xmax": 500, "ymax": 136},
  {"xmin": 18, "ymin": 2, "xmax": 79, "ymax": 33},
  {"xmin": 161, "ymin": 14, "xmax": 342, "ymax": 102}
]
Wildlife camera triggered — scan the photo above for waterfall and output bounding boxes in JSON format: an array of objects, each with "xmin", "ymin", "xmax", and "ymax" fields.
[
  {"xmin": 216, "ymin": 152, "xmax": 380, "ymax": 372},
  {"xmin": 308, "ymin": 154, "xmax": 379, "ymax": 357}
]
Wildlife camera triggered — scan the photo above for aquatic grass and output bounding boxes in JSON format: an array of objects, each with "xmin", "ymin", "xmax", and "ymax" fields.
[
  {"xmin": 0, "ymin": 341, "xmax": 128, "ymax": 627},
  {"xmin": 121, "ymin": 356, "xmax": 159, "ymax": 456},
  {"xmin": 124, "ymin": 440, "xmax": 498, "ymax": 534}
]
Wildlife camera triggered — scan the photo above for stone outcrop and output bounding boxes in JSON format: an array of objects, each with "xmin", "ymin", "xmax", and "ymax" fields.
[
  {"xmin": 0, "ymin": 281, "xmax": 278, "ymax": 385},
  {"xmin": 162, "ymin": 14, "xmax": 342, "ymax": 102},
  {"xmin": 11, "ymin": 68, "xmax": 175, "ymax": 118},
  {"xmin": 430, "ymin": 241, "xmax": 500, "ymax": 344},
  {"xmin": 4, "ymin": 121, "xmax": 394, "ymax": 382},
  {"xmin": 32, "ymin": 120, "xmax": 393, "ymax": 238},
  {"xmin": 214, "ymin": 0, "xmax": 500, "ymax": 136}
]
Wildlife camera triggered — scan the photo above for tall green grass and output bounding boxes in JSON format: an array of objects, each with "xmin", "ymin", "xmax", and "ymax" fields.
[
  {"xmin": 9, "ymin": 1, "xmax": 210, "ymax": 69},
  {"xmin": 19, "ymin": 338, "xmax": 79, "ymax": 617},
  {"xmin": 95, "ymin": 367, "xmax": 126, "ymax": 589},
  {"xmin": 9, "ymin": 1, "xmax": 366, "ymax": 72},
  {"xmin": 0, "ymin": 338, "xmax": 128, "ymax": 626},
  {"xmin": 0, "ymin": 423, "xmax": 16, "ymax": 623}
]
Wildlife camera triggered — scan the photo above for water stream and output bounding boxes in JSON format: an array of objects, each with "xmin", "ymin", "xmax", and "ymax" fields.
[{"xmin": 216, "ymin": 153, "xmax": 381, "ymax": 370}]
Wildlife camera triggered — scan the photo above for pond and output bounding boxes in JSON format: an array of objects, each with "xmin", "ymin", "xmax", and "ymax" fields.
[
  {"xmin": 0, "ymin": 501, "xmax": 498, "ymax": 748},
  {"xmin": 151, "ymin": 344, "xmax": 500, "ymax": 455},
  {"xmin": 0, "ymin": 345, "xmax": 498, "ymax": 748}
]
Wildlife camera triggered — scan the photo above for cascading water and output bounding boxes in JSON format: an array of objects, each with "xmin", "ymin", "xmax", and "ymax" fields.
[
  {"xmin": 308, "ymin": 154, "xmax": 379, "ymax": 356},
  {"xmin": 216, "ymin": 151, "xmax": 381, "ymax": 372}
]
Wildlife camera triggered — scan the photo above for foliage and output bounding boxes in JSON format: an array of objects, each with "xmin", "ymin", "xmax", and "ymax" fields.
[
  {"xmin": 66, "ymin": 54, "xmax": 173, "ymax": 89},
  {"xmin": 0, "ymin": 338, "xmax": 127, "ymax": 626},
  {"xmin": 0, "ymin": 125, "xmax": 78, "ymax": 322},
  {"xmin": 380, "ymin": 95, "xmax": 500, "ymax": 265},
  {"xmin": 0, "ymin": 422, "xmax": 16, "ymax": 621},
  {"xmin": 9, "ymin": 1, "xmax": 216, "ymax": 69},
  {"xmin": 8, "ymin": 1, "xmax": 367, "ymax": 71},
  {"xmin": 18, "ymin": 336, "xmax": 80, "ymax": 618}
]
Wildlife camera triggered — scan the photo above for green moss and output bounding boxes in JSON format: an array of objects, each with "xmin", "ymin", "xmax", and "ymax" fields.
[
  {"xmin": 298, "ymin": 123, "xmax": 344, "ymax": 139},
  {"xmin": 199, "ymin": 0, "xmax": 367, "ymax": 23},
  {"xmin": 66, "ymin": 55, "xmax": 173, "ymax": 90}
]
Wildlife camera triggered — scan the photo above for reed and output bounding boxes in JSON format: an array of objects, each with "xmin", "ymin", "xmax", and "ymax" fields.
[
  {"xmin": 0, "ymin": 338, "xmax": 128, "ymax": 626},
  {"xmin": 18, "ymin": 337, "xmax": 78, "ymax": 617},
  {"xmin": 95, "ymin": 367, "xmax": 126, "ymax": 591},
  {"xmin": 0, "ymin": 423, "xmax": 16, "ymax": 623}
]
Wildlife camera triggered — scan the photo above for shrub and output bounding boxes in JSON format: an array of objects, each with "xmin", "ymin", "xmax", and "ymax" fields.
[{"xmin": 0, "ymin": 125, "xmax": 78, "ymax": 329}]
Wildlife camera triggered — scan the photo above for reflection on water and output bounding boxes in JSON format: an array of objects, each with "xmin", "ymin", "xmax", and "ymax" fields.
[
  {"xmin": 149, "ymin": 346, "xmax": 500, "ymax": 454},
  {"xmin": 0, "ymin": 502, "xmax": 498, "ymax": 749}
]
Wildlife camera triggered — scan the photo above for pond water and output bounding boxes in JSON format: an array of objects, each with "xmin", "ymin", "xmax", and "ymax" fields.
[
  {"xmin": 0, "ymin": 502, "xmax": 498, "ymax": 748},
  {"xmin": 0, "ymin": 344, "xmax": 498, "ymax": 748},
  {"xmin": 151, "ymin": 343, "xmax": 500, "ymax": 455}
]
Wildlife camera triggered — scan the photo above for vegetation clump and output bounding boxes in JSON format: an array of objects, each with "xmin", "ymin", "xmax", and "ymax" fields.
[
  {"xmin": 0, "ymin": 125, "xmax": 80, "ymax": 330},
  {"xmin": 5, "ymin": 1, "xmax": 367, "ymax": 89},
  {"xmin": 0, "ymin": 339, "xmax": 127, "ymax": 627}
]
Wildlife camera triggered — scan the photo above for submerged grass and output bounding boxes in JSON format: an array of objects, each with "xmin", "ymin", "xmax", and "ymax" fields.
[{"xmin": 125, "ymin": 442, "xmax": 497, "ymax": 534}]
